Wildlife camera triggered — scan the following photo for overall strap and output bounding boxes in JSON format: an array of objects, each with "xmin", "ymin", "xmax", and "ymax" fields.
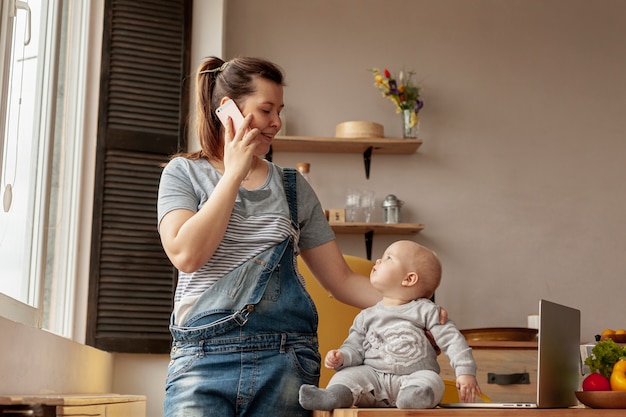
[
  {"xmin": 223, "ymin": 167, "xmax": 300, "ymax": 328},
  {"xmin": 246, "ymin": 167, "xmax": 299, "ymax": 304},
  {"xmin": 283, "ymin": 167, "xmax": 298, "ymax": 229}
]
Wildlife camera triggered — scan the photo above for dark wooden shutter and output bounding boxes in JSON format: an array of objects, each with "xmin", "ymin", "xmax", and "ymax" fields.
[{"xmin": 87, "ymin": 0, "xmax": 192, "ymax": 353}]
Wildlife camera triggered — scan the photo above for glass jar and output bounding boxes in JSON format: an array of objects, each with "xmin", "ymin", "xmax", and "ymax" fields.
[{"xmin": 382, "ymin": 194, "xmax": 403, "ymax": 224}]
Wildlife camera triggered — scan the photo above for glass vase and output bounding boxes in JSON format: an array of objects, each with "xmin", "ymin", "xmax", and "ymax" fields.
[{"xmin": 401, "ymin": 108, "xmax": 420, "ymax": 138}]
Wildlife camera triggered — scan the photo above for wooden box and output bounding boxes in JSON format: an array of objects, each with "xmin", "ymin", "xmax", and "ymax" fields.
[{"xmin": 437, "ymin": 340, "xmax": 538, "ymax": 403}]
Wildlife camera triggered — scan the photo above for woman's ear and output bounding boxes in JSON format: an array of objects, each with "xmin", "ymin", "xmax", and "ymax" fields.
[
  {"xmin": 219, "ymin": 96, "xmax": 232, "ymax": 106},
  {"xmin": 402, "ymin": 272, "xmax": 419, "ymax": 287}
]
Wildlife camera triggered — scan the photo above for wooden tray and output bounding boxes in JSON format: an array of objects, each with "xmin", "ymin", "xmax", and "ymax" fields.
[{"xmin": 461, "ymin": 327, "xmax": 538, "ymax": 342}]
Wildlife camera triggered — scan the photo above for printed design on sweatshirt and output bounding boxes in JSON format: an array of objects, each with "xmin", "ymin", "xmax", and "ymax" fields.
[{"xmin": 365, "ymin": 322, "xmax": 428, "ymax": 367}]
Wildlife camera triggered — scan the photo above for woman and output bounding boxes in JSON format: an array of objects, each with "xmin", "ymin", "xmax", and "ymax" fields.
[{"xmin": 158, "ymin": 56, "xmax": 443, "ymax": 416}]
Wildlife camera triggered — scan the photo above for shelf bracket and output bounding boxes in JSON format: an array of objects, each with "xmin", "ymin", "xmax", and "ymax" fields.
[
  {"xmin": 363, "ymin": 146, "xmax": 373, "ymax": 179},
  {"xmin": 364, "ymin": 230, "xmax": 374, "ymax": 260}
]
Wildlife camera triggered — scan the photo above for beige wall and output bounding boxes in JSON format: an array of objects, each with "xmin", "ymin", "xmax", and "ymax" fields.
[
  {"xmin": 109, "ymin": 2, "xmax": 626, "ymax": 415},
  {"xmin": 222, "ymin": 0, "xmax": 626, "ymax": 341},
  {"xmin": 8, "ymin": 2, "xmax": 624, "ymax": 417},
  {"xmin": 0, "ymin": 317, "xmax": 114, "ymax": 394}
]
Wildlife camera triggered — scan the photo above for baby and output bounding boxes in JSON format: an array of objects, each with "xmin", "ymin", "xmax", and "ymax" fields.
[{"xmin": 299, "ymin": 240, "xmax": 480, "ymax": 410}]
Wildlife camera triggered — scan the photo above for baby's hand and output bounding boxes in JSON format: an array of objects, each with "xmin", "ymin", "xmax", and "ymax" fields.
[
  {"xmin": 324, "ymin": 350, "xmax": 344, "ymax": 369},
  {"xmin": 456, "ymin": 375, "xmax": 481, "ymax": 403}
]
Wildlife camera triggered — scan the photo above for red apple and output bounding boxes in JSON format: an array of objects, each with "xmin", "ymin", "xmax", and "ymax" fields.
[{"xmin": 582, "ymin": 373, "xmax": 612, "ymax": 391}]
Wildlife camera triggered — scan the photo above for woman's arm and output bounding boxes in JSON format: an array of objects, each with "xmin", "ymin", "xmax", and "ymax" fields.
[
  {"xmin": 300, "ymin": 240, "xmax": 449, "ymax": 328},
  {"xmin": 159, "ymin": 171, "xmax": 241, "ymax": 273},
  {"xmin": 299, "ymin": 240, "xmax": 382, "ymax": 309},
  {"xmin": 159, "ymin": 117, "xmax": 259, "ymax": 273}
]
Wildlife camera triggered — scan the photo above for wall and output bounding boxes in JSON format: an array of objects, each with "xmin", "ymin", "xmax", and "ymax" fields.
[
  {"xmin": 0, "ymin": 317, "xmax": 114, "ymax": 394},
  {"xmin": 13, "ymin": 2, "xmax": 620, "ymax": 417},
  {"xmin": 223, "ymin": 0, "xmax": 626, "ymax": 341},
  {"xmin": 112, "ymin": 353, "xmax": 168, "ymax": 416}
]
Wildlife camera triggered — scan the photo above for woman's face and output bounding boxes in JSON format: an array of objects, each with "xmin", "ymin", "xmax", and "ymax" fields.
[{"xmin": 239, "ymin": 77, "xmax": 284, "ymax": 156}]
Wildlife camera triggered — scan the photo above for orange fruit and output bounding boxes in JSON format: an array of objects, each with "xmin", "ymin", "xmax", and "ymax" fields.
[
  {"xmin": 615, "ymin": 329, "xmax": 626, "ymax": 335},
  {"xmin": 602, "ymin": 329, "xmax": 616, "ymax": 336}
]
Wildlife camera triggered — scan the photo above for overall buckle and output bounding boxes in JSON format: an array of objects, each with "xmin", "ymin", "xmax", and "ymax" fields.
[{"xmin": 233, "ymin": 305, "xmax": 254, "ymax": 326}]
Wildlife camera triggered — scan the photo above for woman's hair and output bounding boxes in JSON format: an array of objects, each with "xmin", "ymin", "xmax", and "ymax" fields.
[{"xmin": 178, "ymin": 56, "xmax": 284, "ymax": 160}]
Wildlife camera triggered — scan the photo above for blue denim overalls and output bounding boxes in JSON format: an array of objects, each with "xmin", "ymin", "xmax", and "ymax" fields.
[{"xmin": 164, "ymin": 169, "xmax": 320, "ymax": 417}]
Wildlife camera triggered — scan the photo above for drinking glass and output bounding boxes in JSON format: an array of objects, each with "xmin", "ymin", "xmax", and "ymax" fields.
[
  {"xmin": 345, "ymin": 189, "xmax": 360, "ymax": 222},
  {"xmin": 360, "ymin": 190, "xmax": 376, "ymax": 223}
]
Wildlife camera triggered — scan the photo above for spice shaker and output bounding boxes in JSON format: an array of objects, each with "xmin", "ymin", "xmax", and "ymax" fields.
[{"xmin": 382, "ymin": 194, "xmax": 403, "ymax": 224}]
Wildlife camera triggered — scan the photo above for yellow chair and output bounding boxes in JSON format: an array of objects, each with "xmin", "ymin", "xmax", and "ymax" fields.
[
  {"xmin": 297, "ymin": 254, "xmax": 372, "ymax": 387},
  {"xmin": 297, "ymin": 254, "xmax": 462, "ymax": 403}
]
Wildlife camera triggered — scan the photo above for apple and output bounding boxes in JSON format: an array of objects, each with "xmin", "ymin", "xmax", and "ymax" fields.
[{"xmin": 582, "ymin": 373, "xmax": 612, "ymax": 391}]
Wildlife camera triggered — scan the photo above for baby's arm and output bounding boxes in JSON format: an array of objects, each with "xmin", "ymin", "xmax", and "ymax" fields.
[
  {"xmin": 324, "ymin": 349, "xmax": 344, "ymax": 370},
  {"xmin": 456, "ymin": 374, "xmax": 481, "ymax": 402}
]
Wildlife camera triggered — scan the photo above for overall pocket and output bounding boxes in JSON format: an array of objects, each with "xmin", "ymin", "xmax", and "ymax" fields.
[
  {"xmin": 287, "ymin": 345, "xmax": 321, "ymax": 385},
  {"xmin": 167, "ymin": 343, "xmax": 203, "ymax": 381}
]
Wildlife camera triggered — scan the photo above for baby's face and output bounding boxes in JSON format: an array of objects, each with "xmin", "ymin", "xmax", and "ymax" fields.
[{"xmin": 370, "ymin": 242, "xmax": 413, "ymax": 294}]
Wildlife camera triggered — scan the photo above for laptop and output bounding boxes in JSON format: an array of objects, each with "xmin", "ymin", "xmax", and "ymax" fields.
[{"xmin": 440, "ymin": 299, "xmax": 581, "ymax": 409}]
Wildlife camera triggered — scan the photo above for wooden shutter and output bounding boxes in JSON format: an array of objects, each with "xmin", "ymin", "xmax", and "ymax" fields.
[{"xmin": 87, "ymin": 0, "xmax": 192, "ymax": 353}]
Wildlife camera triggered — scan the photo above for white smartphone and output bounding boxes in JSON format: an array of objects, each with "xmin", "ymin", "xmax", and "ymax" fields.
[{"xmin": 215, "ymin": 99, "xmax": 246, "ymax": 132}]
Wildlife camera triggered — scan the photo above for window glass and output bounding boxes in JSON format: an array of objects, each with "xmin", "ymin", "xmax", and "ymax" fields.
[
  {"xmin": 0, "ymin": 0, "xmax": 85, "ymax": 337},
  {"xmin": 0, "ymin": 0, "xmax": 45, "ymax": 309}
]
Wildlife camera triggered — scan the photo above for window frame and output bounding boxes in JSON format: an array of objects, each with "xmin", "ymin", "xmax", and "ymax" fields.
[
  {"xmin": 1, "ymin": 0, "xmax": 189, "ymax": 351},
  {"xmin": 0, "ymin": 0, "xmax": 97, "ymax": 340}
]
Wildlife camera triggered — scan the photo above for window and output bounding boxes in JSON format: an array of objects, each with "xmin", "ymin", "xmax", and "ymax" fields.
[
  {"xmin": 0, "ymin": 0, "xmax": 92, "ymax": 337},
  {"xmin": 1, "ymin": 0, "xmax": 189, "ymax": 350}
]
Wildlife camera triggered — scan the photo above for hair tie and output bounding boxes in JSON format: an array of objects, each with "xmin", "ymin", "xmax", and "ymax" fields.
[{"xmin": 199, "ymin": 61, "xmax": 229, "ymax": 75}]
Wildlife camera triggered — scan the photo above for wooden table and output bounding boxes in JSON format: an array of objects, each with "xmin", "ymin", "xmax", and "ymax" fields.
[
  {"xmin": 0, "ymin": 394, "xmax": 146, "ymax": 417},
  {"xmin": 313, "ymin": 408, "xmax": 624, "ymax": 417}
]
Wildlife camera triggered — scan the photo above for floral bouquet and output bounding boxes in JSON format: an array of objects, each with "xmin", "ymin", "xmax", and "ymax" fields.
[{"xmin": 370, "ymin": 67, "xmax": 424, "ymax": 128}]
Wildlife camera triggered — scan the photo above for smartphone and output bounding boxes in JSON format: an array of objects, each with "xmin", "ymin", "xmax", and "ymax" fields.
[{"xmin": 215, "ymin": 99, "xmax": 246, "ymax": 132}]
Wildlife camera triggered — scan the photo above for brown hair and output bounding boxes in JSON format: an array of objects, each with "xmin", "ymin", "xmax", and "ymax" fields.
[{"xmin": 176, "ymin": 56, "xmax": 285, "ymax": 161}]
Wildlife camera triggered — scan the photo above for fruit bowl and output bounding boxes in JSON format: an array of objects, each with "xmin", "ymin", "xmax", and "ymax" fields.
[
  {"xmin": 576, "ymin": 391, "xmax": 626, "ymax": 408},
  {"xmin": 600, "ymin": 333, "xmax": 626, "ymax": 343}
]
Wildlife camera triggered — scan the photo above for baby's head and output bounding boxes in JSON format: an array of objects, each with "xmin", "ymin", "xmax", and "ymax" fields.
[{"xmin": 370, "ymin": 240, "xmax": 442, "ymax": 301}]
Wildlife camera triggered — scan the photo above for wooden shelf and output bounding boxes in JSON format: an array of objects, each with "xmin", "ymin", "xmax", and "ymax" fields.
[
  {"xmin": 330, "ymin": 222, "xmax": 424, "ymax": 259},
  {"xmin": 272, "ymin": 136, "xmax": 422, "ymax": 154},
  {"xmin": 330, "ymin": 222, "xmax": 424, "ymax": 234},
  {"xmin": 269, "ymin": 136, "xmax": 422, "ymax": 178}
]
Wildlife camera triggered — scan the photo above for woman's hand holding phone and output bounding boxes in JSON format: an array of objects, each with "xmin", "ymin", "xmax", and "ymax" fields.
[
  {"xmin": 215, "ymin": 100, "xmax": 258, "ymax": 183},
  {"xmin": 216, "ymin": 99, "xmax": 246, "ymax": 133}
]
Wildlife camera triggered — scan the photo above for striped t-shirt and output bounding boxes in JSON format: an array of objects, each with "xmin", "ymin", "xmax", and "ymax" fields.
[{"xmin": 157, "ymin": 157, "xmax": 334, "ymax": 324}]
